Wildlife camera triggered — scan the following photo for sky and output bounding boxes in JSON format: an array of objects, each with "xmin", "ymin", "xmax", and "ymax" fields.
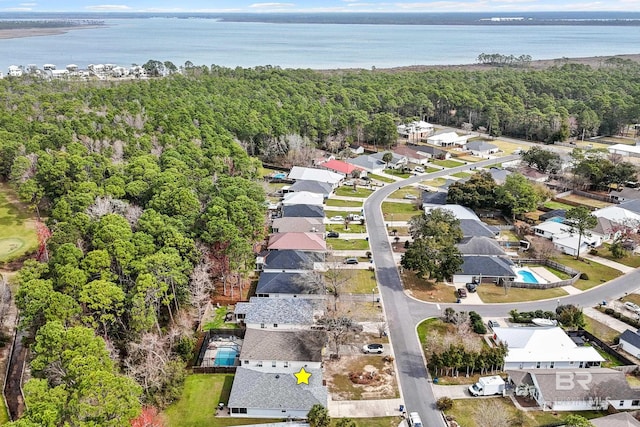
[{"xmin": 1, "ymin": 0, "xmax": 639, "ymax": 13}]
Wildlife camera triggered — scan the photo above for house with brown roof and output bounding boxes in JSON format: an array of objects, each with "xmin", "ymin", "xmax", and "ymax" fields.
[
  {"xmin": 271, "ymin": 217, "xmax": 325, "ymax": 234},
  {"xmin": 393, "ymin": 144, "xmax": 431, "ymax": 165},
  {"xmin": 267, "ymin": 232, "xmax": 326, "ymax": 252}
]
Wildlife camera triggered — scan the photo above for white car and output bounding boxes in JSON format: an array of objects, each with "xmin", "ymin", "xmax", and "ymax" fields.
[
  {"xmin": 403, "ymin": 194, "xmax": 417, "ymax": 200},
  {"xmin": 624, "ymin": 301, "xmax": 640, "ymax": 312},
  {"xmin": 329, "ymin": 215, "xmax": 344, "ymax": 222},
  {"xmin": 413, "ymin": 166, "xmax": 425, "ymax": 173},
  {"xmin": 362, "ymin": 343, "xmax": 383, "ymax": 354},
  {"xmin": 408, "ymin": 412, "xmax": 423, "ymax": 427}
]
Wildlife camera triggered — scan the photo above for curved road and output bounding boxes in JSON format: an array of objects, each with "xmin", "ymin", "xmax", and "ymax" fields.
[{"xmin": 362, "ymin": 155, "xmax": 640, "ymax": 426}]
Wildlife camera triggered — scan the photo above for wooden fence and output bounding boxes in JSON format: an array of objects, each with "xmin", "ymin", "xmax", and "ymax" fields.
[{"xmin": 568, "ymin": 329, "xmax": 636, "ymax": 367}]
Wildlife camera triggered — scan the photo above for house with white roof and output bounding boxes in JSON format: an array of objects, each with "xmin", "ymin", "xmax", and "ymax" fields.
[
  {"xmin": 427, "ymin": 131, "xmax": 470, "ymax": 147},
  {"xmin": 619, "ymin": 329, "xmax": 640, "ymax": 359},
  {"xmin": 493, "ymin": 327, "xmax": 604, "ymax": 370},
  {"xmin": 593, "ymin": 205, "xmax": 640, "ymax": 227},
  {"xmin": 397, "ymin": 120, "xmax": 434, "ymax": 142},
  {"xmin": 281, "ymin": 191, "xmax": 324, "ymax": 207},
  {"xmin": 466, "ymin": 140, "xmax": 499, "ymax": 158},
  {"xmin": 424, "ymin": 204, "xmax": 480, "ymax": 221},
  {"xmin": 533, "ymin": 219, "xmax": 603, "ymax": 257},
  {"xmin": 609, "ymin": 143, "xmax": 640, "ymax": 158},
  {"xmin": 288, "ymin": 166, "xmax": 343, "ymax": 188}
]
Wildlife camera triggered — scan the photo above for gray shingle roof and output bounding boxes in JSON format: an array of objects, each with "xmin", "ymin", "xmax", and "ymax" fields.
[
  {"xmin": 256, "ymin": 272, "xmax": 321, "ymax": 295},
  {"xmin": 411, "ymin": 144, "xmax": 446, "ymax": 156},
  {"xmin": 227, "ymin": 366, "xmax": 327, "ymax": 411},
  {"xmin": 262, "ymin": 250, "xmax": 325, "ymax": 271},
  {"xmin": 620, "ymin": 329, "xmax": 640, "ymax": 349},
  {"xmin": 289, "ymin": 180, "xmax": 333, "ymax": 197},
  {"xmin": 347, "ymin": 155, "xmax": 386, "ymax": 171},
  {"xmin": 466, "ymin": 140, "xmax": 498, "ymax": 152},
  {"xmin": 421, "ymin": 191, "xmax": 448, "ymax": 205},
  {"xmin": 621, "ymin": 199, "xmax": 640, "ymax": 214},
  {"xmin": 457, "ymin": 236, "xmax": 506, "ymax": 256},
  {"xmin": 510, "ymin": 368, "xmax": 640, "ymax": 402},
  {"xmin": 460, "ymin": 219, "xmax": 498, "ymax": 238},
  {"xmin": 281, "ymin": 204, "xmax": 324, "ymax": 218},
  {"xmin": 235, "ymin": 297, "xmax": 320, "ymax": 325},
  {"xmin": 458, "ymin": 255, "xmax": 515, "ymax": 277},
  {"xmin": 240, "ymin": 329, "xmax": 327, "ymax": 362},
  {"xmin": 591, "ymin": 412, "xmax": 640, "ymax": 427}
]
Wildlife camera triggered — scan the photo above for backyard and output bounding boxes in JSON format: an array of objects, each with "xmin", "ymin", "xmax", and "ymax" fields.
[
  {"xmin": 163, "ymin": 374, "xmax": 281, "ymax": 427},
  {"xmin": 555, "ymin": 194, "xmax": 612, "ymax": 209},
  {"xmin": 340, "ymin": 269, "xmax": 378, "ymax": 294},
  {"xmin": 0, "ymin": 184, "xmax": 38, "ymax": 264},
  {"xmin": 202, "ymin": 305, "xmax": 239, "ymax": 330}
]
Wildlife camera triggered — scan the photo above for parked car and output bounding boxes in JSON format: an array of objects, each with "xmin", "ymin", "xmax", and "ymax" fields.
[
  {"xmin": 408, "ymin": 412, "xmax": 423, "ymax": 427},
  {"xmin": 327, "ymin": 231, "xmax": 339, "ymax": 238},
  {"xmin": 343, "ymin": 257, "xmax": 359, "ymax": 265},
  {"xmin": 624, "ymin": 301, "xmax": 640, "ymax": 312},
  {"xmin": 488, "ymin": 320, "xmax": 500, "ymax": 329},
  {"xmin": 457, "ymin": 288, "xmax": 467, "ymax": 298},
  {"xmin": 465, "ymin": 282, "xmax": 477, "ymax": 293},
  {"xmin": 414, "ymin": 166, "xmax": 425, "ymax": 173},
  {"xmin": 403, "ymin": 194, "xmax": 417, "ymax": 200},
  {"xmin": 362, "ymin": 343, "xmax": 384, "ymax": 354},
  {"xmin": 343, "ymin": 180, "xmax": 354, "ymax": 186},
  {"xmin": 329, "ymin": 215, "xmax": 344, "ymax": 222}
]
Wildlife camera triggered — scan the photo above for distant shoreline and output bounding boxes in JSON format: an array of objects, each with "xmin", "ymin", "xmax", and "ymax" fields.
[
  {"xmin": 320, "ymin": 54, "xmax": 640, "ymax": 74},
  {"xmin": 0, "ymin": 25, "xmax": 102, "ymax": 40}
]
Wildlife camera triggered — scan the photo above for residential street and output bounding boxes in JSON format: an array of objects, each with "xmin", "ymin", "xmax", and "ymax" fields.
[{"xmin": 362, "ymin": 154, "xmax": 640, "ymax": 426}]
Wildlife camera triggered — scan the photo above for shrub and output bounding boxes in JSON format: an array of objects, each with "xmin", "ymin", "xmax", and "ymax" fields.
[
  {"xmin": 472, "ymin": 320, "xmax": 487, "ymax": 335},
  {"xmin": 580, "ymin": 273, "xmax": 589, "ymax": 280},
  {"xmin": 604, "ymin": 308, "xmax": 614, "ymax": 315},
  {"xmin": 613, "ymin": 312, "xmax": 622, "ymax": 319},
  {"xmin": 436, "ymin": 396, "xmax": 454, "ymax": 411},
  {"xmin": 589, "ymin": 249, "xmax": 598, "ymax": 255}
]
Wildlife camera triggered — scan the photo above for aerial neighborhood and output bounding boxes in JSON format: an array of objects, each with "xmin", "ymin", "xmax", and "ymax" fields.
[{"xmin": 4, "ymin": 54, "xmax": 640, "ymax": 427}]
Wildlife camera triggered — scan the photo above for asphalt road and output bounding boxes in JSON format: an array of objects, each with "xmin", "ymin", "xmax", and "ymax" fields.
[{"xmin": 362, "ymin": 155, "xmax": 640, "ymax": 426}]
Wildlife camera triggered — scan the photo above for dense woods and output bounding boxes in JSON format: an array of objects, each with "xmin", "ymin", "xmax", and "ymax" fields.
[{"xmin": 0, "ymin": 59, "xmax": 639, "ymax": 424}]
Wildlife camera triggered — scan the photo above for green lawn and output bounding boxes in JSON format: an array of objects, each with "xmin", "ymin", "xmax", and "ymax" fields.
[
  {"xmin": 543, "ymin": 200, "xmax": 574, "ymax": 210},
  {"xmin": 384, "ymin": 168, "xmax": 411, "ymax": 178},
  {"xmin": 0, "ymin": 399, "xmax": 8, "ymax": 425},
  {"xmin": 163, "ymin": 374, "xmax": 282, "ymax": 427},
  {"xmin": 421, "ymin": 178, "xmax": 447, "ymax": 187},
  {"xmin": 594, "ymin": 244, "xmax": 640, "ymax": 268},
  {"xmin": 367, "ymin": 173, "xmax": 396, "ymax": 183},
  {"xmin": 326, "ymin": 198, "xmax": 364, "ymax": 208},
  {"xmin": 445, "ymin": 397, "xmax": 605, "ymax": 427},
  {"xmin": 388, "ymin": 187, "xmax": 421, "ymax": 199},
  {"xmin": 327, "ymin": 239, "xmax": 370, "ymax": 250},
  {"xmin": 202, "ymin": 306, "xmax": 239, "ymax": 330},
  {"xmin": 342, "ymin": 269, "xmax": 377, "ymax": 294},
  {"xmin": 382, "ymin": 202, "xmax": 420, "ymax": 216},
  {"xmin": 326, "ymin": 223, "xmax": 367, "ymax": 233},
  {"xmin": 325, "ymin": 210, "xmax": 354, "ymax": 220},
  {"xmin": 477, "ymin": 284, "xmax": 568, "ymax": 303},
  {"xmin": 551, "ymin": 254, "xmax": 622, "ymax": 290},
  {"xmin": 451, "ymin": 171, "xmax": 472, "ymax": 178},
  {"xmin": 0, "ymin": 185, "xmax": 38, "ymax": 264},
  {"xmin": 432, "ymin": 159, "xmax": 464, "ymax": 168},
  {"xmin": 335, "ymin": 186, "xmax": 375, "ymax": 198},
  {"xmin": 424, "ymin": 166, "xmax": 440, "ymax": 173}
]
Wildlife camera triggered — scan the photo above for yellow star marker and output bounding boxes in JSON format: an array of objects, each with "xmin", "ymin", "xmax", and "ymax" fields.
[{"xmin": 294, "ymin": 367, "xmax": 312, "ymax": 385}]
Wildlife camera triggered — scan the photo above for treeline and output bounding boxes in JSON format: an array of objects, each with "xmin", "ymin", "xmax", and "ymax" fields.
[{"xmin": 476, "ymin": 53, "xmax": 532, "ymax": 67}]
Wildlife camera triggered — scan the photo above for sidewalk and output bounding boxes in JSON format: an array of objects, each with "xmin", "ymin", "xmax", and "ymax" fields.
[
  {"xmin": 581, "ymin": 253, "xmax": 635, "ymax": 274},
  {"xmin": 327, "ymin": 397, "xmax": 405, "ymax": 418},
  {"xmin": 583, "ymin": 307, "xmax": 632, "ymax": 333}
]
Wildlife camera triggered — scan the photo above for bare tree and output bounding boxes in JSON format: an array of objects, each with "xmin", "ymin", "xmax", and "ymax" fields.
[
  {"xmin": 0, "ymin": 274, "xmax": 11, "ymax": 328},
  {"xmin": 377, "ymin": 320, "xmax": 387, "ymax": 338},
  {"xmin": 323, "ymin": 258, "xmax": 354, "ymax": 311},
  {"xmin": 531, "ymin": 238, "xmax": 558, "ymax": 260},
  {"xmin": 318, "ymin": 313, "xmax": 355, "ymax": 357},
  {"xmin": 189, "ymin": 247, "xmax": 215, "ymax": 323}
]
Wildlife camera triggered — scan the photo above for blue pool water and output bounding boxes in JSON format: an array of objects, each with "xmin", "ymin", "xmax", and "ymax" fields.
[
  {"xmin": 549, "ymin": 217, "xmax": 565, "ymax": 223},
  {"xmin": 214, "ymin": 347, "xmax": 238, "ymax": 367},
  {"xmin": 516, "ymin": 269, "xmax": 539, "ymax": 284},
  {"xmin": 273, "ymin": 173, "xmax": 287, "ymax": 179}
]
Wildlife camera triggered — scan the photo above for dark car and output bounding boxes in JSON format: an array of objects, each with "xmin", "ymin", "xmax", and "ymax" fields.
[
  {"xmin": 465, "ymin": 282, "xmax": 477, "ymax": 293},
  {"xmin": 457, "ymin": 288, "xmax": 467, "ymax": 298},
  {"xmin": 327, "ymin": 231, "xmax": 340, "ymax": 238},
  {"xmin": 362, "ymin": 343, "xmax": 384, "ymax": 354}
]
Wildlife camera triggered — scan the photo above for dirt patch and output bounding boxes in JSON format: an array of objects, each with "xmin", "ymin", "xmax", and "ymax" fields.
[{"xmin": 325, "ymin": 355, "xmax": 399, "ymax": 400}]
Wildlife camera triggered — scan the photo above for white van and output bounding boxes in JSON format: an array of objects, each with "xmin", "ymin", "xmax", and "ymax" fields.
[
  {"xmin": 414, "ymin": 166, "xmax": 425, "ymax": 173},
  {"xmin": 408, "ymin": 412, "xmax": 423, "ymax": 427}
]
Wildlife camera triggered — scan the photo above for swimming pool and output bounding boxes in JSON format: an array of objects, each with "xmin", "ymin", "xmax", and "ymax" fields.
[
  {"xmin": 214, "ymin": 347, "xmax": 238, "ymax": 367},
  {"xmin": 515, "ymin": 268, "xmax": 539, "ymax": 284}
]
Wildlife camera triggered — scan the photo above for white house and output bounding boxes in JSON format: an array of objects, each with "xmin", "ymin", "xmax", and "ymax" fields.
[
  {"xmin": 509, "ymin": 368, "xmax": 640, "ymax": 412},
  {"xmin": 427, "ymin": 131, "xmax": 470, "ymax": 147},
  {"xmin": 608, "ymin": 143, "xmax": 640, "ymax": 158},
  {"xmin": 593, "ymin": 205, "xmax": 640, "ymax": 227},
  {"xmin": 288, "ymin": 166, "xmax": 343, "ymax": 188},
  {"xmin": 239, "ymin": 329, "xmax": 326, "ymax": 371},
  {"xmin": 493, "ymin": 327, "xmax": 604, "ymax": 370},
  {"xmin": 533, "ymin": 219, "xmax": 602, "ymax": 257},
  {"xmin": 369, "ymin": 151, "xmax": 407, "ymax": 169},
  {"xmin": 8, "ymin": 65, "xmax": 22, "ymax": 77},
  {"xmin": 397, "ymin": 120, "xmax": 434, "ymax": 142},
  {"xmin": 619, "ymin": 329, "xmax": 640, "ymax": 359},
  {"xmin": 466, "ymin": 140, "xmax": 499, "ymax": 158},
  {"xmin": 281, "ymin": 191, "xmax": 324, "ymax": 207}
]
